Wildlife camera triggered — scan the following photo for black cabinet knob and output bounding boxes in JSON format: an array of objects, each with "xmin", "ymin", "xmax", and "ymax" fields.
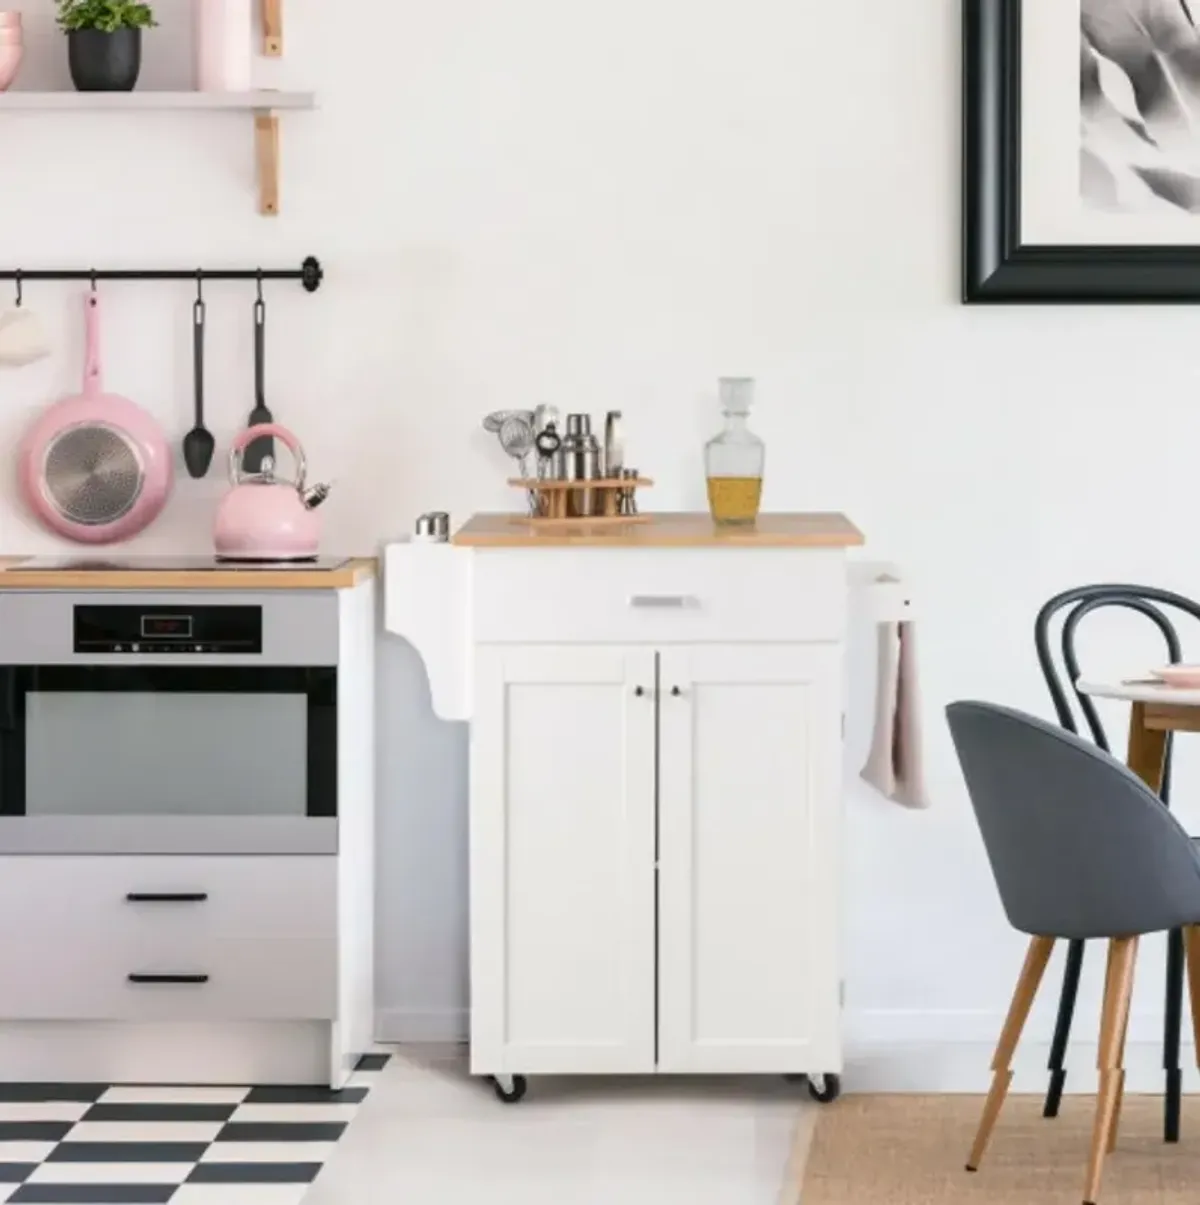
[
  {"xmin": 634, "ymin": 686, "xmax": 646, "ymax": 697},
  {"xmin": 671, "ymin": 686, "xmax": 682, "ymax": 697}
]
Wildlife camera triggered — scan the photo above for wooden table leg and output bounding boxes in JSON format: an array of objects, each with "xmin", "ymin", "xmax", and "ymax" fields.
[{"xmin": 1126, "ymin": 703, "xmax": 1168, "ymax": 795}]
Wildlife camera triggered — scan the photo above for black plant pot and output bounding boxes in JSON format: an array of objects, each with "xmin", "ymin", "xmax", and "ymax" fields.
[{"xmin": 68, "ymin": 28, "xmax": 141, "ymax": 92}]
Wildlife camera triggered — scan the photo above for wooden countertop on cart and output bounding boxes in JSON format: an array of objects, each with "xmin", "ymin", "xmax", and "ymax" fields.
[
  {"xmin": 452, "ymin": 512, "xmax": 865, "ymax": 549},
  {"xmin": 0, "ymin": 557, "xmax": 377, "ymax": 590}
]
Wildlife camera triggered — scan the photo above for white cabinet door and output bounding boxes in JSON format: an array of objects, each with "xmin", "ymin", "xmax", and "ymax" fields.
[
  {"xmin": 470, "ymin": 644, "xmax": 657, "ymax": 1075},
  {"xmin": 657, "ymin": 644, "xmax": 843, "ymax": 1074}
]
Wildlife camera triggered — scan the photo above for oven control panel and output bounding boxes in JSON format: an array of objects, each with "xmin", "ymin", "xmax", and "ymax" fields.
[{"xmin": 74, "ymin": 606, "xmax": 263, "ymax": 655}]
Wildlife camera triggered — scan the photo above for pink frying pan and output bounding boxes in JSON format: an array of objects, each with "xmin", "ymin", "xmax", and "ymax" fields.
[{"xmin": 20, "ymin": 292, "xmax": 172, "ymax": 543}]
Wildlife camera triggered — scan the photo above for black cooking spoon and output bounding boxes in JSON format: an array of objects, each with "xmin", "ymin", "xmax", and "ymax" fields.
[
  {"xmin": 182, "ymin": 296, "xmax": 215, "ymax": 478},
  {"xmin": 243, "ymin": 293, "xmax": 275, "ymax": 474}
]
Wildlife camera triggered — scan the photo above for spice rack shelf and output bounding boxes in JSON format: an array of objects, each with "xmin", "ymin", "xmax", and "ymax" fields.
[{"xmin": 0, "ymin": 91, "xmax": 316, "ymax": 215}]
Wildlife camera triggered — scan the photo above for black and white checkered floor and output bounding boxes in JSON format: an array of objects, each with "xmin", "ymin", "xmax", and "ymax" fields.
[{"xmin": 0, "ymin": 1053, "xmax": 389, "ymax": 1204}]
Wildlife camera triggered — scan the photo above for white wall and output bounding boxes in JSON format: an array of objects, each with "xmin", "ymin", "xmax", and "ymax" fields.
[{"xmin": 6, "ymin": 0, "xmax": 1200, "ymax": 1086}]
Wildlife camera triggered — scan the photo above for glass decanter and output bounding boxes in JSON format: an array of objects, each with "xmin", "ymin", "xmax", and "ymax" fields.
[{"xmin": 705, "ymin": 377, "xmax": 764, "ymax": 525}]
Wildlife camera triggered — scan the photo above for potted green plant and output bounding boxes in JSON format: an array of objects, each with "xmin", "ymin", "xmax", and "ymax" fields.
[{"xmin": 56, "ymin": 0, "xmax": 156, "ymax": 92}]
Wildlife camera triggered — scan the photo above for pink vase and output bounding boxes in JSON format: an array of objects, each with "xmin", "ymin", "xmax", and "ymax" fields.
[{"xmin": 194, "ymin": 0, "xmax": 252, "ymax": 92}]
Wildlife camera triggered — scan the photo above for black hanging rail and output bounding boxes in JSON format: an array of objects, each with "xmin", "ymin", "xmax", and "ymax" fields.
[{"xmin": 0, "ymin": 256, "xmax": 324, "ymax": 293}]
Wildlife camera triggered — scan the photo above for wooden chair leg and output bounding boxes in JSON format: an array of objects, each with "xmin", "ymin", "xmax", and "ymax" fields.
[
  {"xmin": 1085, "ymin": 937, "xmax": 1138, "ymax": 1205},
  {"xmin": 967, "ymin": 935, "xmax": 1055, "ymax": 1173},
  {"xmin": 1107, "ymin": 943, "xmax": 1133, "ymax": 1153}
]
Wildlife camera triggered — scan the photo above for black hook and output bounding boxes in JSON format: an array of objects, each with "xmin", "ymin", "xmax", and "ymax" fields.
[
  {"xmin": 14, "ymin": 270, "xmax": 21, "ymax": 309},
  {"xmin": 195, "ymin": 269, "xmax": 203, "ymax": 303},
  {"xmin": 255, "ymin": 269, "xmax": 264, "ymax": 303},
  {"xmin": 89, "ymin": 269, "xmax": 97, "ymax": 293}
]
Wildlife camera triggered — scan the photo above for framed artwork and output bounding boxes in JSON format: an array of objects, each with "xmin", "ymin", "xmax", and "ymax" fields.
[{"xmin": 965, "ymin": 0, "xmax": 1200, "ymax": 302}]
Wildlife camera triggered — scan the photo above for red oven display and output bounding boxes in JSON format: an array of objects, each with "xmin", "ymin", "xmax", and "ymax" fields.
[{"xmin": 141, "ymin": 616, "xmax": 193, "ymax": 639}]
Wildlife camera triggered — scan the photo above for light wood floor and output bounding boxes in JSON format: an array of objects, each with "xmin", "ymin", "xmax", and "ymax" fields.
[{"xmin": 304, "ymin": 1045, "xmax": 815, "ymax": 1205}]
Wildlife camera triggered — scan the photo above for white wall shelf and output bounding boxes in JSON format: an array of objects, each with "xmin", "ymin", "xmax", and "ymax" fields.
[
  {"xmin": 0, "ymin": 90, "xmax": 313, "ymax": 110},
  {"xmin": 0, "ymin": 91, "xmax": 316, "ymax": 214}
]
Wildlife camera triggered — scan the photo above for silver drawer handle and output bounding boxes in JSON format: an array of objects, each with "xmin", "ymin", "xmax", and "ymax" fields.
[{"xmin": 628, "ymin": 595, "xmax": 699, "ymax": 609}]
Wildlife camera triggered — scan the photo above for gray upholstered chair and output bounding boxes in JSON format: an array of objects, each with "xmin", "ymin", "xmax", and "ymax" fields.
[{"xmin": 947, "ymin": 701, "xmax": 1200, "ymax": 1205}]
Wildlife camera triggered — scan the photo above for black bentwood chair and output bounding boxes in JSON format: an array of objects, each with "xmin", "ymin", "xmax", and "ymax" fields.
[{"xmin": 1036, "ymin": 585, "xmax": 1200, "ymax": 1144}]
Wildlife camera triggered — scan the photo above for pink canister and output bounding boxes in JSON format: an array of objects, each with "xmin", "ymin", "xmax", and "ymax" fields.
[
  {"xmin": 0, "ymin": 47, "xmax": 20, "ymax": 93},
  {"xmin": 194, "ymin": 0, "xmax": 251, "ymax": 92},
  {"xmin": 0, "ymin": 14, "xmax": 21, "ymax": 93}
]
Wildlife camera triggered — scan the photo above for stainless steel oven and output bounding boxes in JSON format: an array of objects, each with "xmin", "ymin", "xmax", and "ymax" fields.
[{"xmin": 0, "ymin": 591, "xmax": 339, "ymax": 855}]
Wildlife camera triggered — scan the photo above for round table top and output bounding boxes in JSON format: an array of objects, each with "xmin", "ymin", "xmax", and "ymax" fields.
[{"xmin": 1077, "ymin": 678, "xmax": 1200, "ymax": 706}]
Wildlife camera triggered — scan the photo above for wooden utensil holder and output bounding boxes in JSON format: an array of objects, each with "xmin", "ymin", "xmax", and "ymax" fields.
[{"xmin": 507, "ymin": 477, "xmax": 654, "ymax": 526}]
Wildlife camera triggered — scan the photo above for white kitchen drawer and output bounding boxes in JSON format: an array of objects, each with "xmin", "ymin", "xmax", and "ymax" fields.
[
  {"xmin": 0, "ymin": 936, "xmax": 337, "ymax": 1021},
  {"xmin": 0, "ymin": 857, "xmax": 337, "ymax": 1020},
  {"xmin": 472, "ymin": 548, "xmax": 847, "ymax": 645}
]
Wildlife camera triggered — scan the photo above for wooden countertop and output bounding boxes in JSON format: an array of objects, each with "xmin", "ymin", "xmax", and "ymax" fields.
[
  {"xmin": 452, "ymin": 513, "xmax": 865, "ymax": 548},
  {"xmin": 0, "ymin": 557, "xmax": 377, "ymax": 590}
]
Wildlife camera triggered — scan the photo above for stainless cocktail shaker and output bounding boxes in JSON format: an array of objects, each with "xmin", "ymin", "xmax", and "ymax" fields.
[{"xmin": 562, "ymin": 414, "xmax": 601, "ymax": 517}]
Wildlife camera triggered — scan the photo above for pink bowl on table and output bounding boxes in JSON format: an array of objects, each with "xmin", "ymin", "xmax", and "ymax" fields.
[
  {"xmin": 1151, "ymin": 665, "xmax": 1200, "ymax": 689},
  {"xmin": 0, "ymin": 44, "xmax": 20, "ymax": 92}
]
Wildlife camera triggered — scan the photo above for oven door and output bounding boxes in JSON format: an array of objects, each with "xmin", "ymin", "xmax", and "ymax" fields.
[{"xmin": 0, "ymin": 666, "xmax": 336, "ymax": 855}]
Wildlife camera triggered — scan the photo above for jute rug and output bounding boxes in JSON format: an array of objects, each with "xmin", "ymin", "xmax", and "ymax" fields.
[{"xmin": 801, "ymin": 1094, "xmax": 1200, "ymax": 1203}]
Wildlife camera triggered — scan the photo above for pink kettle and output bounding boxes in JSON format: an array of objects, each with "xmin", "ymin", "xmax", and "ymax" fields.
[{"xmin": 214, "ymin": 423, "xmax": 330, "ymax": 562}]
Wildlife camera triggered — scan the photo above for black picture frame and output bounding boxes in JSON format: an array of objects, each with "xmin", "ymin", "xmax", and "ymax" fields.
[{"xmin": 964, "ymin": 0, "xmax": 1200, "ymax": 303}]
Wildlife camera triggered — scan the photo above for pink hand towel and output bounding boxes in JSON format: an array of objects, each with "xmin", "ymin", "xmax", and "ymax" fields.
[{"xmin": 861, "ymin": 619, "xmax": 929, "ymax": 809}]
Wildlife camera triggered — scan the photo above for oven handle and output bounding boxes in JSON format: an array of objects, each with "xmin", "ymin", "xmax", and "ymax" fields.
[
  {"xmin": 125, "ymin": 893, "xmax": 208, "ymax": 903},
  {"xmin": 127, "ymin": 973, "xmax": 209, "ymax": 985}
]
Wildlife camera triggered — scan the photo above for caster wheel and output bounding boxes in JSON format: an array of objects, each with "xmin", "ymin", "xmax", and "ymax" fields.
[
  {"xmin": 807, "ymin": 1073, "xmax": 842, "ymax": 1104},
  {"xmin": 491, "ymin": 1075, "xmax": 528, "ymax": 1104}
]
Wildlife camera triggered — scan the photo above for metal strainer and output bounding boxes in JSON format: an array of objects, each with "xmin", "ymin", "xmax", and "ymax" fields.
[{"xmin": 42, "ymin": 424, "xmax": 144, "ymax": 526}]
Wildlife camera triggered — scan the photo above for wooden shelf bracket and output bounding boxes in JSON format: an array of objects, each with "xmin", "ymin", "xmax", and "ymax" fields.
[
  {"xmin": 0, "ymin": 91, "xmax": 312, "ymax": 217},
  {"xmin": 255, "ymin": 110, "xmax": 281, "ymax": 216},
  {"xmin": 263, "ymin": 0, "xmax": 283, "ymax": 56}
]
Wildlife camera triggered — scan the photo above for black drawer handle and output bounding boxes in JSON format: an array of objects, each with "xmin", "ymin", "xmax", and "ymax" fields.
[
  {"xmin": 125, "ymin": 893, "xmax": 208, "ymax": 903},
  {"xmin": 127, "ymin": 973, "xmax": 209, "ymax": 985}
]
